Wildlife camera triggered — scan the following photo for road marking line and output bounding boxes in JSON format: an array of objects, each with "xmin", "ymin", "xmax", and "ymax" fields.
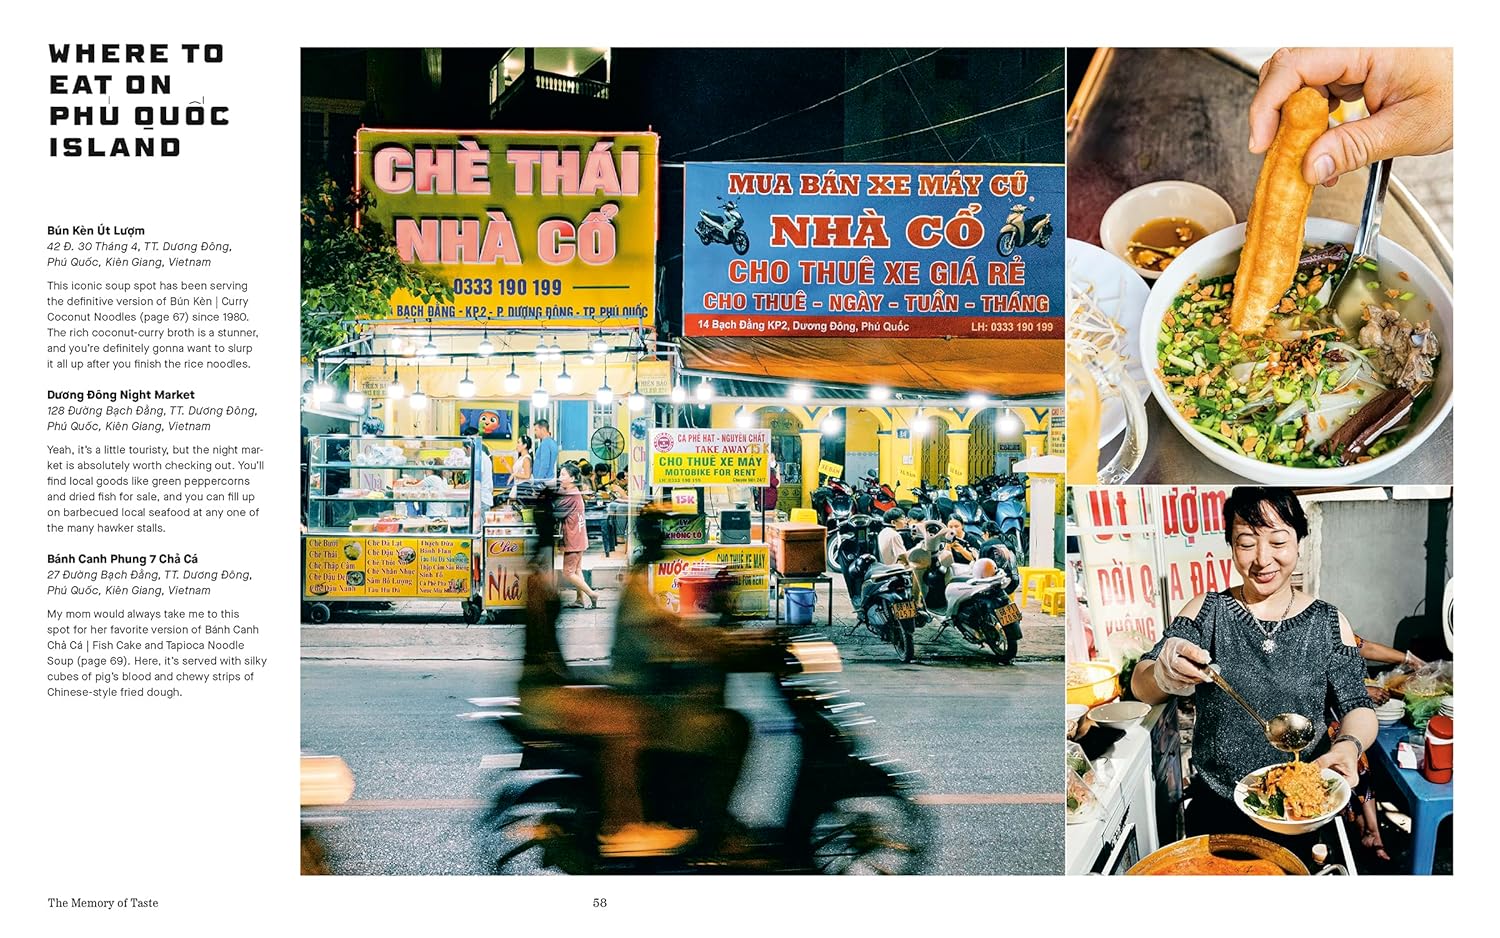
[
  {"xmin": 480, "ymin": 754, "xmax": 523, "ymax": 769},
  {"xmin": 914, "ymin": 793, "xmax": 1064, "ymax": 805},
  {"xmin": 338, "ymin": 792, "xmax": 1064, "ymax": 811}
]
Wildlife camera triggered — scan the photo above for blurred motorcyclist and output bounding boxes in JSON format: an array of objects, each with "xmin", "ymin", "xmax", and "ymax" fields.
[
  {"xmin": 514, "ymin": 491, "xmax": 694, "ymax": 858},
  {"xmin": 608, "ymin": 505, "xmax": 755, "ymax": 843}
]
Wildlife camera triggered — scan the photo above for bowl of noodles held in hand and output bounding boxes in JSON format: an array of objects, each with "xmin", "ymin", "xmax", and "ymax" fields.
[
  {"xmin": 1139, "ymin": 218, "xmax": 1452, "ymax": 484},
  {"xmin": 1235, "ymin": 760, "xmax": 1351, "ymax": 836}
]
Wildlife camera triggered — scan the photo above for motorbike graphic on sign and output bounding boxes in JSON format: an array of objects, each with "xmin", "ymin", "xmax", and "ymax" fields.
[
  {"xmin": 995, "ymin": 199, "xmax": 1053, "ymax": 256},
  {"xmin": 695, "ymin": 196, "xmax": 750, "ymax": 255}
]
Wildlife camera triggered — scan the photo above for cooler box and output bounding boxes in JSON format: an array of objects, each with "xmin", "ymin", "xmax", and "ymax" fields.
[{"xmin": 768, "ymin": 522, "xmax": 826, "ymax": 576}]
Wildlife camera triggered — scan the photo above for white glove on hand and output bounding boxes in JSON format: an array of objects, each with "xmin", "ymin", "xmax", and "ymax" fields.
[{"xmin": 1152, "ymin": 637, "xmax": 1211, "ymax": 696}]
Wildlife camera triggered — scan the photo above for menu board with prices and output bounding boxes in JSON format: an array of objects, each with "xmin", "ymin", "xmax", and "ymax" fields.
[{"xmin": 304, "ymin": 536, "xmax": 474, "ymax": 600}]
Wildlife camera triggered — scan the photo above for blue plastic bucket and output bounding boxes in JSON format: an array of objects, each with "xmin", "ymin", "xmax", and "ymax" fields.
[{"xmin": 785, "ymin": 587, "xmax": 816, "ymax": 625}]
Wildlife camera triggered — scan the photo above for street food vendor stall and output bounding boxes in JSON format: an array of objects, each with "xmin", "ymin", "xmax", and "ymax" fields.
[
  {"xmin": 301, "ymin": 434, "xmax": 485, "ymax": 622},
  {"xmin": 646, "ymin": 427, "xmax": 772, "ymax": 617}
]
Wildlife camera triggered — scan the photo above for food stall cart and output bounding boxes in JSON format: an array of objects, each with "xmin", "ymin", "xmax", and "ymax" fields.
[
  {"xmin": 301, "ymin": 434, "xmax": 484, "ymax": 623},
  {"xmin": 647, "ymin": 428, "xmax": 772, "ymax": 618},
  {"xmin": 480, "ymin": 501, "xmax": 545, "ymax": 622}
]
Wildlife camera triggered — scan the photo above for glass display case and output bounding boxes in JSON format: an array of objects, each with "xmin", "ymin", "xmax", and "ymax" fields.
[{"xmin": 301, "ymin": 435, "xmax": 484, "ymax": 622}]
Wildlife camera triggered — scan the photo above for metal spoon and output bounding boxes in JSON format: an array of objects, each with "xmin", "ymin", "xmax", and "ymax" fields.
[
  {"xmin": 1327, "ymin": 158, "xmax": 1393, "ymax": 335},
  {"xmin": 1202, "ymin": 664, "xmax": 1317, "ymax": 754}
]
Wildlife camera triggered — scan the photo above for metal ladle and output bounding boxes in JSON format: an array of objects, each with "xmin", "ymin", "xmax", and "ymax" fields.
[
  {"xmin": 1327, "ymin": 158, "xmax": 1393, "ymax": 335},
  {"xmin": 1202, "ymin": 664, "xmax": 1317, "ymax": 754}
]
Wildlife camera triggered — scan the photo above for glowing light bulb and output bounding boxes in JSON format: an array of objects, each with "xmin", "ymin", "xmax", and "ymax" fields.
[
  {"xmin": 476, "ymin": 334, "xmax": 495, "ymax": 358},
  {"xmin": 503, "ymin": 360, "xmax": 521, "ymax": 394},
  {"xmin": 790, "ymin": 384, "xmax": 811, "ymax": 403},
  {"xmin": 821, "ymin": 414, "xmax": 842, "ymax": 435},
  {"xmin": 870, "ymin": 386, "xmax": 891, "ymax": 402},
  {"xmin": 735, "ymin": 407, "xmax": 753, "ymax": 429},
  {"xmin": 313, "ymin": 381, "xmax": 335, "ymax": 403},
  {"xmin": 531, "ymin": 380, "xmax": 549, "ymax": 409},
  {"xmin": 386, "ymin": 373, "xmax": 405, "ymax": 401},
  {"xmin": 344, "ymin": 389, "xmax": 366, "ymax": 411},
  {"xmin": 596, "ymin": 379, "xmax": 614, "ymax": 406},
  {"xmin": 967, "ymin": 393, "xmax": 988, "ymax": 409},
  {"xmin": 409, "ymin": 384, "xmax": 428, "ymax": 410},
  {"xmin": 670, "ymin": 382, "xmax": 687, "ymax": 404},
  {"xmin": 695, "ymin": 378, "xmax": 713, "ymax": 402},
  {"xmin": 628, "ymin": 391, "xmax": 646, "ymax": 412},
  {"xmin": 997, "ymin": 409, "xmax": 1023, "ymax": 435},
  {"xmin": 457, "ymin": 373, "xmax": 476, "ymax": 398}
]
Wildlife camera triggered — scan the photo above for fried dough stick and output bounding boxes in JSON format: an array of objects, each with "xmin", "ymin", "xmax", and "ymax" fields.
[{"xmin": 1229, "ymin": 87, "xmax": 1330, "ymax": 334}]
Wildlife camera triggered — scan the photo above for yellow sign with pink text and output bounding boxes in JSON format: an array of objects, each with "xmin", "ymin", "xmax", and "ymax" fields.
[{"xmin": 356, "ymin": 129, "xmax": 658, "ymax": 330}]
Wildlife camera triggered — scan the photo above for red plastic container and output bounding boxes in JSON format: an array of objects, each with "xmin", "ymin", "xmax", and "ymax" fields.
[
  {"xmin": 1423, "ymin": 714, "xmax": 1453, "ymax": 784},
  {"xmin": 676, "ymin": 564, "xmax": 732, "ymax": 615}
]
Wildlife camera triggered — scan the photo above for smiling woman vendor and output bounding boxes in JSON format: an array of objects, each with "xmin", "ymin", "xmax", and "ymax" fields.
[{"xmin": 1131, "ymin": 487, "xmax": 1377, "ymax": 838}]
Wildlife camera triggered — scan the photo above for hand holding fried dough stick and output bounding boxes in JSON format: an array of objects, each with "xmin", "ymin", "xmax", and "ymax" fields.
[
  {"xmin": 1250, "ymin": 48, "xmax": 1453, "ymax": 187},
  {"xmin": 1229, "ymin": 87, "xmax": 1329, "ymax": 335}
]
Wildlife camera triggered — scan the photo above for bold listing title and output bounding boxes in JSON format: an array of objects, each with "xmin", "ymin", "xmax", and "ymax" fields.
[{"xmin": 48, "ymin": 43, "xmax": 230, "ymax": 157}]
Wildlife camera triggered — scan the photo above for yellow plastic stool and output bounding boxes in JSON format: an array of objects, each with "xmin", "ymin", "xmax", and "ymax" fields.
[
  {"xmin": 1041, "ymin": 585, "xmax": 1067, "ymax": 617},
  {"xmin": 1018, "ymin": 567, "xmax": 1059, "ymax": 606},
  {"xmin": 789, "ymin": 507, "xmax": 817, "ymax": 524}
]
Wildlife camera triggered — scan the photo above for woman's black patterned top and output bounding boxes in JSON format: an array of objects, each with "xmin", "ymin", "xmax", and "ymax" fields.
[{"xmin": 1141, "ymin": 590, "xmax": 1373, "ymax": 800}]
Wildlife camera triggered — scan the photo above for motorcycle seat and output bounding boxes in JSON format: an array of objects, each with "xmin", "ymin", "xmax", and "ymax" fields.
[
  {"xmin": 701, "ymin": 211, "xmax": 726, "ymax": 225},
  {"xmin": 943, "ymin": 576, "xmax": 1008, "ymax": 615},
  {"xmin": 867, "ymin": 562, "xmax": 910, "ymax": 581}
]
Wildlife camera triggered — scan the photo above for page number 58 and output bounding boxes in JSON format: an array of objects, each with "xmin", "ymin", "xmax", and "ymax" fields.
[{"xmin": 593, "ymin": 898, "xmax": 607, "ymax": 909}]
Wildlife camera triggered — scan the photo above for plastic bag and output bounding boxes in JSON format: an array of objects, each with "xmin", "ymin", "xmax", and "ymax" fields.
[
  {"xmin": 1403, "ymin": 659, "xmax": 1453, "ymax": 730},
  {"xmin": 1066, "ymin": 740, "xmax": 1107, "ymax": 821}
]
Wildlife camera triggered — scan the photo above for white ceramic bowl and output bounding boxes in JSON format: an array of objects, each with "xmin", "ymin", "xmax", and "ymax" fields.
[
  {"xmin": 1099, "ymin": 181, "xmax": 1236, "ymax": 280},
  {"xmin": 1235, "ymin": 765, "xmax": 1351, "ymax": 836},
  {"xmin": 1139, "ymin": 218, "xmax": 1454, "ymax": 484},
  {"xmin": 1089, "ymin": 700, "xmax": 1151, "ymax": 726}
]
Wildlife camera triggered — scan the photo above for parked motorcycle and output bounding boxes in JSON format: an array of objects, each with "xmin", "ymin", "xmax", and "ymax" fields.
[
  {"xmin": 987, "ymin": 474, "xmax": 1028, "ymax": 566},
  {"xmin": 951, "ymin": 482, "xmax": 985, "ymax": 526},
  {"xmin": 854, "ymin": 560, "xmax": 922, "ymax": 663},
  {"xmin": 909, "ymin": 521, "xmax": 1021, "ymax": 664},
  {"xmin": 910, "ymin": 476, "xmax": 955, "ymax": 523},
  {"xmin": 832, "ymin": 512, "xmax": 881, "ymax": 598},
  {"xmin": 696, "ymin": 196, "xmax": 750, "ymax": 255},
  {"xmin": 465, "ymin": 636, "xmax": 932, "ymax": 873},
  {"xmin": 858, "ymin": 469, "xmax": 899, "ymax": 516},
  {"xmin": 836, "ymin": 514, "xmax": 918, "ymax": 662},
  {"xmin": 814, "ymin": 477, "xmax": 857, "ymax": 572},
  {"xmin": 996, "ymin": 202, "xmax": 1053, "ymax": 256}
]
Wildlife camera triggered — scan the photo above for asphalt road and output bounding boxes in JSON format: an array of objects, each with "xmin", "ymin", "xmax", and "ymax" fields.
[{"xmin": 302, "ymin": 657, "xmax": 1064, "ymax": 875}]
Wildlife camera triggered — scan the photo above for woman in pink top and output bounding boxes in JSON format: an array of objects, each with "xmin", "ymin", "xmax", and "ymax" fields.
[{"xmin": 558, "ymin": 464, "xmax": 600, "ymax": 608}]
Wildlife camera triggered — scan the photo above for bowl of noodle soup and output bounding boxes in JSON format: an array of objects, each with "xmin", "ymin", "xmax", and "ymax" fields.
[
  {"xmin": 1234, "ymin": 762, "xmax": 1351, "ymax": 836},
  {"xmin": 1139, "ymin": 218, "xmax": 1452, "ymax": 484}
]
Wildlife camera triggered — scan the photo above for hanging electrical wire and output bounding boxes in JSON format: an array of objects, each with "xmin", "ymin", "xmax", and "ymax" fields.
[{"xmin": 668, "ymin": 49, "xmax": 944, "ymax": 159}]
